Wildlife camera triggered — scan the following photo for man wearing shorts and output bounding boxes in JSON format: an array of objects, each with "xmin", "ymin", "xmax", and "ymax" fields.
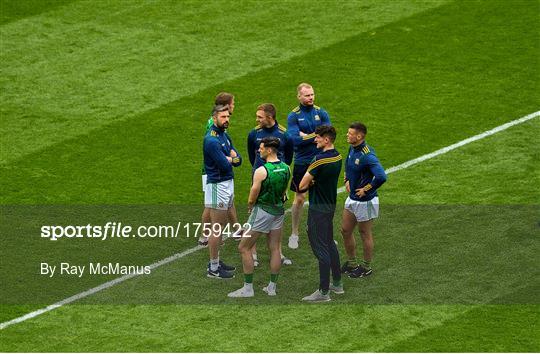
[
  {"xmin": 203, "ymin": 104, "xmax": 242, "ymax": 279},
  {"xmin": 299, "ymin": 125, "xmax": 343, "ymax": 302},
  {"xmin": 199, "ymin": 92, "xmax": 240, "ymax": 246},
  {"xmin": 247, "ymin": 103, "xmax": 294, "ymax": 266},
  {"xmin": 341, "ymin": 122, "xmax": 387, "ymax": 278},
  {"xmin": 287, "ymin": 83, "xmax": 331, "ymax": 249},
  {"xmin": 228, "ymin": 137, "xmax": 291, "ymax": 297}
]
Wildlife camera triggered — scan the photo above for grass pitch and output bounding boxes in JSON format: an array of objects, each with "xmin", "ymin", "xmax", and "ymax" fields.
[{"xmin": 1, "ymin": 0, "xmax": 539, "ymax": 352}]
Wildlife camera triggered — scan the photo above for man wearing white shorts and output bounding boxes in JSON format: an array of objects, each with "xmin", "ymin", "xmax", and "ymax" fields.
[
  {"xmin": 203, "ymin": 104, "xmax": 242, "ymax": 279},
  {"xmin": 228, "ymin": 137, "xmax": 291, "ymax": 298},
  {"xmin": 199, "ymin": 92, "xmax": 240, "ymax": 246},
  {"xmin": 341, "ymin": 122, "xmax": 387, "ymax": 278},
  {"xmin": 204, "ymin": 179, "xmax": 234, "ymax": 210}
]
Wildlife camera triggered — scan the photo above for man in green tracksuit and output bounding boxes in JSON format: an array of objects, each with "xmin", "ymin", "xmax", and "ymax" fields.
[{"xmin": 228, "ymin": 137, "xmax": 291, "ymax": 298}]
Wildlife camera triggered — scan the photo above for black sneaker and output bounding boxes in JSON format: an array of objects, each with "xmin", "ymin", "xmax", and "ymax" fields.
[
  {"xmin": 341, "ymin": 262, "xmax": 356, "ymax": 274},
  {"xmin": 219, "ymin": 260, "xmax": 236, "ymax": 272},
  {"xmin": 207, "ymin": 266, "xmax": 234, "ymax": 279},
  {"xmin": 198, "ymin": 238, "xmax": 208, "ymax": 247},
  {"xmin": 348, "ymin": 265, "xmax": 373, "ymax": 278}
]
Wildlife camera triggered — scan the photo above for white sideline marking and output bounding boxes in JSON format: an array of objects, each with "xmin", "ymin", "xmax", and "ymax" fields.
[{"xmin": 1, "ymin": 110, "xmax": 538, "ymax": 330}]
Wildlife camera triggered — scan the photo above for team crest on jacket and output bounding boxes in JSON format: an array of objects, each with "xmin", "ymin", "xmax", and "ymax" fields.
[
  {"xmin": 355, "ymin": 158, "xmax": 360, "ymax": 165},
  {"xmin": 314, "ymin": 115, "xmax": 320, "ymax": 121}
]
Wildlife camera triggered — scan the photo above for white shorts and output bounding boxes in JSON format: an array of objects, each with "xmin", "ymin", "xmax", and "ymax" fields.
[
  {"xmin": 201, "ymin": 175, "xmax": 207, "ymax": 192},
  {"xmin": 204, "ymin": 179, "xmax": 234, "ymax": 210},
  {"xmin": 344, "ymin": 196, "xmax": 379, "ymax": 222},
  {"xmin": 247, "ymin": 206, "xmax": 284, "ymax": 233}
]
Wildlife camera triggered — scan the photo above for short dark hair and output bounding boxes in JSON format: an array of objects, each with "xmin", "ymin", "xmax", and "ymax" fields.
[
  {"xmin": 349, "ymin": 122, "xmax": 367, "ymax": 135},
  {"xmin": 212, "ymin": 104, "xmax": 230, "ymax": 117},
  {"xmin": 215, "ymin": 92, "xmax": 234, "ymax": 106},
  {"xmin": 256, "ymin": 103, "xmax": 276, "ymax": 120},
  {"xmin": 260, "ymin": 136, "xmax": 280, "ymax": 153},
  {"xmin": 315, "ymin": 125, "xmax": 336, "ymax": 142}
]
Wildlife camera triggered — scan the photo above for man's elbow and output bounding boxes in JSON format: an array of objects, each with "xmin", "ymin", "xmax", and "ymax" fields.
[{"xmin": 299, "ymin": 179, "xmax": 309, "ymax": 192}]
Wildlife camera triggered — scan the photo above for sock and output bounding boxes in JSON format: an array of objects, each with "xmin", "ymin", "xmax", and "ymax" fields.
[
  {"xmin": 362, "ymin": 260, "xmax": 372, "ymax": 270},
  {"xmin": 244, "ymin": 273, "xmax": 253, "ymax": 284},
  {"xmin": 270, "ymin": 273, "xmax": 279, "ymax": 283},
  {"xmin": 348, "ymin": 257, "xmax": 358, "ymax": 267},
  {"xmin": 252, "ymin": 253, "xmax": 258, "ymax": 261},
  {"xmin": 210, "ymin": 258, "xmax": 219, "ymax": 272}
]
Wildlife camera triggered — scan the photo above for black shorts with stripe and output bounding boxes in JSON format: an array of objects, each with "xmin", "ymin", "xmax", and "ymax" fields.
[{"xmin": 290, "ymin": 163, "xmax": 309, "ymax": 193}]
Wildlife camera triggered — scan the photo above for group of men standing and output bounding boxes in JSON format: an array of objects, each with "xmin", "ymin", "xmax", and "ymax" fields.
[{"xmin": 201, "ymin": 83, "xmax": 387, "ymax": 302}]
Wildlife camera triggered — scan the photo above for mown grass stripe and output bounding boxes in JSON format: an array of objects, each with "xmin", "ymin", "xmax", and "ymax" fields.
[{"xmin": 0, "ymin": 0, "xmax": 448, "ymax": 163}]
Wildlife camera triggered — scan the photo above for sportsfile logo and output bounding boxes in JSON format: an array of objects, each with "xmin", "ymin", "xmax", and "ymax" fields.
[{"xmin": 40, "ymin": 222, "xmax": 251, "ymax": 241}]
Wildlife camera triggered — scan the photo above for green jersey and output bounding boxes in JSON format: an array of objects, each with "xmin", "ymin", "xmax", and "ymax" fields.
[
  {"xmin": 205, "ymin": 117, "xmax": 213, "ymax": 132},
  {"xmin": 256, "ymin": 161, "xmax": 291, "ymax": 215},
  {"xmin": 201, "ymin": 117, "xmax": 214, "ymax": 175},
  {"xmin": 307, "ymin": 149, "xmax": 343, "ymax": 213}
]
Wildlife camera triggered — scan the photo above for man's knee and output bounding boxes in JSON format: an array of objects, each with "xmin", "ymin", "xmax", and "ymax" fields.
[
  {"xmin": 341, "ymin": 226, "xmax": 354, "ymax": 238},
  {"xmin": 318, "ymin": 255, "xmax": 331, "ymax": 267},
  {"xmin": 359, "ymin": 228, "xmax": 372, "ymax": 240},
  {"xmin": 238, "ymin": 241, "xmax": 251, "ymax": 254},
  {"xmin": 294, "ymin": 193, "xmax": 305, "ymax": 205}
]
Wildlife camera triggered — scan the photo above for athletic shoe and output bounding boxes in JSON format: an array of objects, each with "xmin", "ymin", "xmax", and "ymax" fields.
[
  {"xmin": 198, "ymin": 237, "xmax": 208, "ymax": 247},
  {"xmin": 207, "ymin": 261, "xmax": 235, "ymax": 272},
  {"xmin": 254, "ymin": 259, "xmax": 259, "ymax": 267},
  {"xmin": 348, "ymin": 265, "xmax": 373, "ymax": 278},
  {"xmin": 262, "ymin": 285, "xmax": 277, "ymax": 296},
  {"xmin": 329, "ymin": 283, "xmax": 344, "ymax": 294},
  {"xmin": 288, "ymin": 234, "xmax": 299, "ymax": 249},
  {"xmin": 341, "ymin": 262, "xmax": 356, "ymax": 274},
  {"xmin": 281, "ymin": 256, "xmax": 293, "ymax": 265},
  {"xmin": 219, "ymin": 260, "xmax": 236, "ymax": 272},
  {"xmin": 227, "ymin": 286, "xmax": 254, "ymax": 298},
  {"xmin": 302, "ymin": 289, "xmax": 331, "ymax": 302},
  {"xmin": 207, "ymin": 266, "xmax": 234, "ymax": 279}
]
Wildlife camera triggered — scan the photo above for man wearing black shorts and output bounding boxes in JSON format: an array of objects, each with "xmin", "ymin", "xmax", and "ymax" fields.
[
  {"xmin": 299, "ymin": 125, "xmax": 343, "ymax": 302},
  {"xmin": 287, "ymin": 83, "xmax": 331, "ymax": 249}
]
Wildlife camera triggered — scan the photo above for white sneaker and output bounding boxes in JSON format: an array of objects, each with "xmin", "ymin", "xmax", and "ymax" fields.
[
  {"xmin": 288, "ymin": 235, "xmax": 299, "ymax": 249},
  {"xmin": 329, "ymin": 283, "xmax": 344, "ymax": 294},
  {"xmin": 302, "ymin": 289, "xmax": 330, "ymax": 302},
  {"xmin": 227, "ymin": 286, "xmax": 254, "ymax": 298},
  {"xmin": 254, "ymin": 259, "xmax": 259, "ymax": 267},
  {"xmin": 262, "ymin": 285, "xmax": 277, "ymax": 296}
]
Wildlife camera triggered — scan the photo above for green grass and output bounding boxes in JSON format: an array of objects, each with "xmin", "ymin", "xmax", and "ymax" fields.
[
  {"xmin": 0, "ymin": 0, "xmax": 447, "ymax": 163},
  {"xmin": 0, "ymin": 0, "xmax": 75, "ymax": 25},
  {"xmin": 1, "ymin": 0, "xmax": 538, "ymax": 205},
  {"xmin": 1, "ymin": 0, "xmax": 539, "ymax": 352}
]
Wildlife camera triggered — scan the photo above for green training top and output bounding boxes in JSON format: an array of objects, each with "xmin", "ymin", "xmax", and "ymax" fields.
[
  {"xmin": 201, "ymin": 117, "xmax": 214, "ymax": 175},
  {"xmin": 307, "ymin": 149, "xmax": 343, "ymax": 213},
  {"xmin": 256, "ymin": 161, "xmax": 291, "ymax": 216}
]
